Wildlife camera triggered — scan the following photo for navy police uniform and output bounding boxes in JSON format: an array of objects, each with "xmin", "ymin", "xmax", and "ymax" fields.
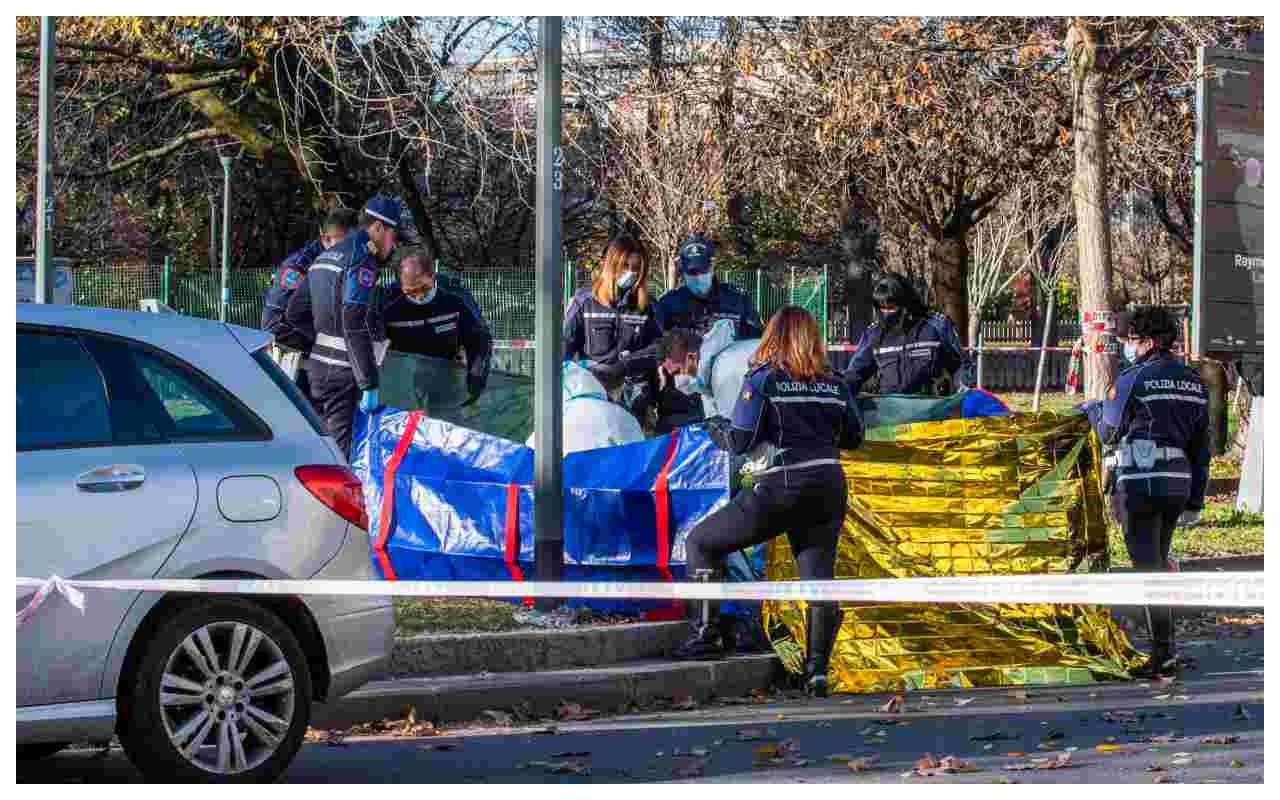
[
  {"xmin": 283, "ymin": 227, "xmax": 385, "ymax": 457},
  {"xmin": 382, "ymin": 285, "xmax": 494, "ymax": 397},
  {"xmin": 676, "ymin": 364, "xmax": 863, "ymax": 695},
  {"xmin": 563, "ymin": 286, "xmax": 657, "ymax": 397},
  {"xmin": 650, "ymin": 279, "xmax": 763, "ymax": 341},
  {"xmin": 261, "ymin": 239, "xmax": 324, "ymax": 333},
  {"xmin": 1088, "ymin": 346, "xmax": 1210, "ymax": 673},
  {"xmin": 843, "ymin": 311, "xmax": 968, "ymax": 396}
]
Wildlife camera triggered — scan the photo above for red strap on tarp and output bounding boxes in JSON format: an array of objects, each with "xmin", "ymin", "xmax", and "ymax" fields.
[
  {"xmin": 373, "ymin": 410, "xmax": 423, "ymax": 581},
  {"xmin": 505, "ymin": 482, "xmax": 533, "ymax": 606},
  {"xmin": 645, "ymin": 429, "xmax": 685, "ymax": 620}
]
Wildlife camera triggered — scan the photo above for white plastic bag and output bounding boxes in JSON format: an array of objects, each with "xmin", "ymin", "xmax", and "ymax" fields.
[{"xmin": 525, "ymin": 362, "xmax": 645, "ymax": 454}]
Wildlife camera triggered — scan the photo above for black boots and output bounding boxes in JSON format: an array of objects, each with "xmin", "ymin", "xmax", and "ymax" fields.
[
  {"xmin": 803, "ymin": 603, "xmax": 844, "ymax": 697},
  {"xmin": 672, "ymin": 569, "xmax": 728, "ymax": 661},
  {"xmin": 1131, "ymin": 605, "xmax": 1178, "ymax": 678}
]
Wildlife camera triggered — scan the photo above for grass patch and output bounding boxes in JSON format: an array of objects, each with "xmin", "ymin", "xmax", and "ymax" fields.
[
  {"xmin": 1106, "ymin": 501, "xmax": 1264, "ymax": 567},
  {"xmin": 394, "ymin": 597, "xmax": 524, "ymax": 636}
]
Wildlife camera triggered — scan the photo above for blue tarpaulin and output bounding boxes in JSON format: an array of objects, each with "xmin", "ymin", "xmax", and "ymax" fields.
[
  {"xmin": 349, "ymin": 386, "xmax": 1013, "ymax": 614},
  {"xmin": 351, "ymin": 407, "xmax": 731, "ymax": 611}
]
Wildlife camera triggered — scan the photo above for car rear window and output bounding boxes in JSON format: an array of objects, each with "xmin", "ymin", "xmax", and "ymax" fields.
[{"xmin": 252, "ymin": 349, "xmax": 326, "ymax": 436}]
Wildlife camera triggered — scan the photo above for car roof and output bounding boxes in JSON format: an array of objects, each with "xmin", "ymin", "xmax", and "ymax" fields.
[{"xmin": 17, "ymin": 304, "xmax": 271, "ymax": 359}]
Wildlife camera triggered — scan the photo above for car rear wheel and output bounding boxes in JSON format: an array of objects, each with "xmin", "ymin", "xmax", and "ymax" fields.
[{"xmin": 119, "ymin": 598, "xmax": 312, "ymax": 783}]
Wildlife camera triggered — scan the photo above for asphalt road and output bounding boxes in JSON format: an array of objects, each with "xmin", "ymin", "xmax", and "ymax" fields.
[{"xmin": 18, "ymin": 635, "xmax": 1263, "ymax": 784}]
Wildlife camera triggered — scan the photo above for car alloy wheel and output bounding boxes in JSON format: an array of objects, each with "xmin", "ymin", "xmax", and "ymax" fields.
[{"xmin": 157, "ymin": 620, "xmax": 297, "ymax": 776}]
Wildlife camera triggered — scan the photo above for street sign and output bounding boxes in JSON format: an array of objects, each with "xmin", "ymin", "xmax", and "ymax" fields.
[
  {"xmin": 1192, "ymin": 47, "xmax": 1264, "ymax": 356},
  {"xmin": 16, "ymin": 257, "xmax": 73, "ymax": 304}
]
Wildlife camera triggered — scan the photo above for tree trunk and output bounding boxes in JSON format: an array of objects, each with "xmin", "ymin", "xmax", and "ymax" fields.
[
  {"xmin": 1068, "ymin": 18, "xmax": 1117, "ymax": 401},
  {"xmin": 930, "ymin": 234, "xmax": 970, "ymax": 342}
]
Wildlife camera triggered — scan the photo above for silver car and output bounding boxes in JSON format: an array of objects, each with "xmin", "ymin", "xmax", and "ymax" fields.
[{"xmin": 16, "ymin": 304, "xmax": 393, "ymax": 782}]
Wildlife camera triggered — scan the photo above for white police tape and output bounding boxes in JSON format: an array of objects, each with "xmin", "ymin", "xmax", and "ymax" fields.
[
  {"xmin": 15, "ymin": 572, "xmax": 1263, "ymax": 622},
  {"xmin": 16, "ymin": 575, "xmax": 86, "ymax": 627}
]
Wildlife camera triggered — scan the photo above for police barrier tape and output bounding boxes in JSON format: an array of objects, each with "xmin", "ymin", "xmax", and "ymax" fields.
[{"xmin": 15, "ymin": 572, "xmax": 1264, "ymax": 627}]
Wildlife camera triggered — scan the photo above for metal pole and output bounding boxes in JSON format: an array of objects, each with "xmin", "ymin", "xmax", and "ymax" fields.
[
  {"xmin": 1032, "ymin": 289, "xmax": 1056, "ymax": 412},
  {"xmin": 34, "ymin": 17, "xmax": 56, "ymax": 304},
  {"xmin": 533, "ymin": 16, "xmax": 564, "ymax": 608},
  {"xmin": 209, "ymin": 194, "xmax": 218, "ymax": 273},
  {"xmin": 220, "ymin": 155, "xmax": 233, "ymax": 322}
]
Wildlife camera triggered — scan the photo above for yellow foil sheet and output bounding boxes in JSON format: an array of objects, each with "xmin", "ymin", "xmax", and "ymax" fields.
[{"xmin": 763, "ymin": 411, "xmax": 1143, "ymax": 692}]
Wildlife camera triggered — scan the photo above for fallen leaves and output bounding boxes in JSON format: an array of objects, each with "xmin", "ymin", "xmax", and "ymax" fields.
[
  {"xmin": 1095, "ymin": 744, "xmax": 1134, "ymax": 753},
  {"xmin": 847, "ymin": 754, "xmax": 881, "ymax": 772},
  {"xmin": 955, "ymin": 697, "xmax": 976, "ymax": 706},
  {"xmin": 1005, "ymin": 752, "xmax": 1072, "ymax": 771},
  {"xmin": 1200, "ymin": 735, "xmax": 1239, "ymax": 745},
  {"xmin": 307, "ymin": 706, "xmax": 443, "ymax": 743},
  {"xmin": 880, "ymin": 694, "xmax": 904, "ymax": 714},
  {"xmin": 970, "ymin": 731, "xmax": 1016, "ymax": 742},
  {"xmin": 906, "ymin": 754, "xmax": 980, "ymax": 777},
  {"xmin": 1230, "ymin": 759, "xmax": 1246, "ymax": 768},
  {"xmin": 751, "ymin": 738, "xmax": 803, "ymax": 769},
  {"xmin": 1154, "ymin": 774, "xmax": 1174, "ymax": 783},
  {"xmin": 555, "ymin": 701, "xmax": 599, "ymax": 722}
]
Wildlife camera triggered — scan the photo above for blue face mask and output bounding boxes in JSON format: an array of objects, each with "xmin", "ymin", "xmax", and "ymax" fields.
[
  {"xmin": 617, "ymin": 270, "xmax": 637, "ymax": 291},
  {"xmin": 407, "ymin": 285, "xmax": 437, "ymax": 305},
  {"xmin": 686, "ymin": 272, "xmax": 713, "ymax": 297},
  {"xmin": 1123, "ymin": 341, "xmax": 1139, "ymax": 364}
]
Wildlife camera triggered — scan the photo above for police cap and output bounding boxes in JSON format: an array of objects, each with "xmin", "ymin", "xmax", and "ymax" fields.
[
  {"xmin": 677, "ymin": 234, "xmax": 714, "ymax": 275},
  {"xmin": 363, "ymin": 195, "xmax": 402, "ymax": 228}
]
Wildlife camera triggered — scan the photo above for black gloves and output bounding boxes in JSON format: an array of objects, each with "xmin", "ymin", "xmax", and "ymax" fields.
[{"xmin": 700, "ymin": 415, "xmax": 734, "ymax": 451}]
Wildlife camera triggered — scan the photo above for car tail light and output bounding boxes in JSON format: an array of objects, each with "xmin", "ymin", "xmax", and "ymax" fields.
[{"xmin": 295, "ymin": 465, "xmax": 369, "ymax": 531}]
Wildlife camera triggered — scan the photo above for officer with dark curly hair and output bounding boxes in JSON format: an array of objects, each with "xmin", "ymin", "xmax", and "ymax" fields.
[
  {"xmin": 1086, "ymin": 306, "xmax": 1211, "ymax": 678},
  {"xmin": 842, "ymin": 271, "xmax": 971, "ymax": 397}
]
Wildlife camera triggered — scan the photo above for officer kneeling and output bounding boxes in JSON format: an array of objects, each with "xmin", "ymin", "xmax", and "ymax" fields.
[
  {"xmin": 673, "ymin": 306, "xmax": 864, "ymax": 698},
  {"xmin": 1087, "ymin": 306, "xmax": 1210, "ymax": 678},
  {"xmin": 382, "ymin": 245, "xmax": 493, "ymax": 403}
]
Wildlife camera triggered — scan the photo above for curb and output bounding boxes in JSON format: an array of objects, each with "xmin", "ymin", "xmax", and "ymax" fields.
[
  {"xmin": 312, "ymin": 655, "xmax": 781, "ymax": 729},
  {"xmin": 390, "ymin": 621, "xmax": 692, "ymax": 676}
]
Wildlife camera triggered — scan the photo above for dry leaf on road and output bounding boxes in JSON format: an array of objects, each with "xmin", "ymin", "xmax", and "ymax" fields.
[
  {"xmin": 1200, "ymin": 735, "xmax": 1240, "ymax": 745},
  {"xmin": 555, "ymin": 702, "xmax": 599, "ymax": 721},
  {"xmin": 880, "ymin": 694, "xmax": 904, "ymax": 714}
]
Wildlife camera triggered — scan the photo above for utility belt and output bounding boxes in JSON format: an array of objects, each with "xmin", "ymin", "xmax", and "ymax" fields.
[
  {"xmin": 753, "ymin": 448, "xmax": 842, "ymax": 479},
  {"xmin": 1102, "ymin": 441, "xmax": 1189, "ymax": 495}
]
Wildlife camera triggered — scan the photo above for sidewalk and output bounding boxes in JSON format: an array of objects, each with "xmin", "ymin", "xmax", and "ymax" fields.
[
  {"xmin": 312, "ymin": 655, "xmax": 781, "ymax": 729},
  {"xmin": 316, "ymin": 555, "xmax": 1261, "ymax": 731}
]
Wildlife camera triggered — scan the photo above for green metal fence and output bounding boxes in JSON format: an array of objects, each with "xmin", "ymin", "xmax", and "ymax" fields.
[{"xmin": 72, "ymin": 260, "xmax": 830, "ymax": 344}]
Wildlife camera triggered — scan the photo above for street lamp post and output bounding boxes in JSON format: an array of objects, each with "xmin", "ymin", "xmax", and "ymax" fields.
[
  {"xmin": 219, "ymin": 155, "xmax": 233, "ymax": 322},
  {"xmin": 35, "ymin": 16, "xmax": 56, "ymax": 304},
  {"xmin": 533, "ymin": 16, "xmax": 564, "ymax": 609}
]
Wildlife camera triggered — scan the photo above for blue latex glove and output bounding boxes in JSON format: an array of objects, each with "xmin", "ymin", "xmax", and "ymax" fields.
[{"xmin": 359, "ymin": 388, "xmax": 381, "ymax": 413}]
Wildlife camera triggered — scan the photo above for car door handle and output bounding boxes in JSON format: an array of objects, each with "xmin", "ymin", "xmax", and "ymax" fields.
[{"xmin": 76, "ymin": 464, "xmax": 146, "ymax": 493}]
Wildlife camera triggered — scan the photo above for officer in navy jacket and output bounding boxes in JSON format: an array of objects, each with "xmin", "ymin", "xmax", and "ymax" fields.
[
  {"xmin": 1087, "ymin": 306, "xmax": 1210, "ymax": 678},
  {"xmin": 631, "ymin": 234, "xmax": 763, "ymax": 429},
  {"xmin": 260, "ymin": 207, "xmax": 359, "ymax": 335},
  {"xmin": 562, "ymin": 236, "xmax": 657, "ymax": 400},
  {"xmin": 382, "ymin": 245, "xmax": 493, "ymax": 399},
  {"xmin": 672, "ymin": 307, "xmax": 863, "ymax": 699},
  {"xmin": 281, "ymin": 195, "xmax": 399, "ymax": 458},
  {"xmin": 842, "ymin": 271, "xmax": 970, "ymax": 397},
  {"xmin": 649, "ymin": 233, "xmax": 763, "ymax": 340}
]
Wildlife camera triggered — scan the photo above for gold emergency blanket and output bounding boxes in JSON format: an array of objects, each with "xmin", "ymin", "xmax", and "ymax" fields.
[{"xmin": 763, "ymin": 411, "xmax": 1143, "ymax": 692}]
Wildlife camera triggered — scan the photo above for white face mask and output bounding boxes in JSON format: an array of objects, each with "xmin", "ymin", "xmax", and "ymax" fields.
[
  {"xmin": 1123, "ymin": 341, "xmax": 1139, "ymax": 364},
  {"xmin": 673, "ymin": 373, "xmax": 706, "ymax": 395},
  {"xmin": 617, "ymin": 270, "xmax": 637, "ymax": 291},
  {"xmin": 407, "ymin": 285, "xmax": 437, "ymax": 305}
]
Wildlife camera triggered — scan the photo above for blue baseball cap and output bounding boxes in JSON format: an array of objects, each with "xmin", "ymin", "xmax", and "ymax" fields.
[
  {"xmin": 678, "ymin": 234, "xmax": 714, "ymax": 275},
  {"xmin": 364, "ymin": 195, "xmax": 402, "ymax": 228}
]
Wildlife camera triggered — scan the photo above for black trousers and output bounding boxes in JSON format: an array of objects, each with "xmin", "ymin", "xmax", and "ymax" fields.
[
  {"xmin": 1112, "ymin": 493, "xmax": 1186, "ymax": 650},
  {"xmin": 686, "ymin": 464, "xmax": 847, "ymax": 583},
  {"xmin": 305, "ymin": 360, "xmax": 361, "ymax": 459}
]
